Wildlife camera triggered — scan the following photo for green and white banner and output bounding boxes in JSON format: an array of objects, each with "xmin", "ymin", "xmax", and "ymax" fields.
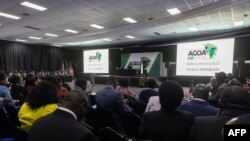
[{"xmin": 121, "ymin": 52, "xmax": 162, "ymax": 77}]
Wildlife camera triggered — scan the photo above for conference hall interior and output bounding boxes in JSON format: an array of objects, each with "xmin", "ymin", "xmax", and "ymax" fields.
[{"xmin": 1, "ymin": 0, "xmax": 250, "ymax": 141}]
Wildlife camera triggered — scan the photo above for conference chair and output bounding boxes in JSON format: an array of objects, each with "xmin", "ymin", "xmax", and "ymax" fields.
[
  {"xmin": 97, "ymin": 127, "xmax": 126, "ymax": 141},
  {"xmin": 0, "ymin": 108, "xmax": 14, "ymax": 138},
  {"xmin": 87, "ymin": 107, "xmax": 116, "ymax": 131},
  {"xmin": 5, "ymin": 105, "xmax": 21, "ymax": 126},
  {"xmin": 11, "ymin": 127, "xmax": 28, "ymax": 141},
  {"xmin": 122, "ymin": 112, "xmax": 141, "ymax": 139}
]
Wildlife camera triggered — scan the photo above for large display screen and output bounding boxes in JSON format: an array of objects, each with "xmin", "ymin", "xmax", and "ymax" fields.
[
  {"xmin": 176, "ymin": 38, "xmax": 234, "ymax": 76},
  {"xmin": 84, "ymin": 49, "xmax": 109, "ymax": 73}
]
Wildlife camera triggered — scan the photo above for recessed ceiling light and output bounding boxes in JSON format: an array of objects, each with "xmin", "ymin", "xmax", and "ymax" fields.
[
  {"xmin": 103, "ymin": 38, "xmax": 112, "ymax": 41},
  {"xmin": 189, "ymin": 27, "xmax": 198, "ymax": 32},
  {"xmin": 234, "ymin": 21, "xmax": 244, "ymax": 27},
  {"xmin": 0, "ymin": 12, "xmax": 21, "ymax": 20},
  {"xmin": 167, "ymin": 8, "xmax": 181, "ymax": 15},
  {"xmin": 21, "ymin": 1, "xmax": 47, "ymax": 11},
  {"xmin": 53, "ymin": 44, "xmax": 62, "ymax": 47},
  {"xmin": 123, "ymin": 17, "xmax": 138, "ymax": 23},
  {"xmin": 90, "ymin": 24, "xmax": 104, "ymax": 29},
  {"xmin": 15, "ymin": 39, "xmax": 27, "ymax": 42},
  {"xmin": 45, "ymin": 33, "xmax": 58, "ymax": 37},
  {"xmin": 29, "ymin": 36, "xmax": 41, "ymax": 40},
  {"xmin": 125, "ymin": 35, "xmax": 135, "ymax": 39},
  {"xmin": 64, "ymin": 29, "xmax": 79, "ymax": 33}
]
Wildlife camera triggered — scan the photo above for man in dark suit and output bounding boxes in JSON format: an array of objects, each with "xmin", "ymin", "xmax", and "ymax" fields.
[
  {"xmin": 139, "ymin": 79, "xmax": 159, "ymax": 104},
  {"xmin": 140, "ymin": 81, "xmax": 193, "ymax": 141},
  {"xmin": 178, "ymin": 84, "xmax": 218, "ymax": 117},
  {"xmin": 28, "ymin": 90, "xmax": 98, "ymax": 141},
  {"xmin": 95, "ymin": 76, "xmax": 128, "ymax": 132},
  {"xmin": 190, "ymin": 86, "xmax": 250, "ymax": 141}
]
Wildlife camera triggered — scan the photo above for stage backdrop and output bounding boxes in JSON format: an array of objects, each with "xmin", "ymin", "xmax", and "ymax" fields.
[{"xmin": 121, "ymin": 52, "xmax": 162, "ymax": 77}]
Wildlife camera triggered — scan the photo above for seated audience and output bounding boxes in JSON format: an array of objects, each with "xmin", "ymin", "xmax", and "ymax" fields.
[
  {"xmin": 190, "ymin": 86, "xmax": 250, "ymax": 141},
  {"xmin": 116, "ymin": 78, "xmax": 135, "ymax": 98},
  {"xmin": 178, "ymin": 84, "xmax": 218, "ymax": 117},
  {"xmin": 74, "ymin": 78, "xmax": 87, "ymax": 92},
  {"xmin": 95, "ymin": 76, "xmax": 128, "ymax": 132},
  {"xmin": 139, "ymin": 79, "xmax": 158, "ymax": 104},
  {"xmin": 24, "ymin": 74, "xmax": 36, "ymax": 98},
  {"xmin": 140, "ymin": 80, "xmax": 193, "ymax": 141},
  {"xmin": 208, "ymin": 71, "xmax": 228, "ymax": 107},
  {"xmin": 18, "ymin": 81, "xmax": 58, "ymax": 132},
  {"xmin": 207, "ymin": 76, "xmax": 218, "ymax": 94},
  {"xmin": 9, "ymin": 74, "xmax": 27, "ymax": 105},
  {"xmin": 0, "ymin": 72, "xmax": 15, "ymax": 107},
  {"xmin": 145, "ymin": 95, "xmax": 161, "ymax": 112},
  {"xmin": 28, "ymin": 90, "xmax": 98, "ymax": 141}
]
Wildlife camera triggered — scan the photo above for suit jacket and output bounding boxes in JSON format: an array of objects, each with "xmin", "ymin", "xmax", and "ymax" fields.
[
  {"xmin": 140, "ymin": 109, "xmax": 193, "ymax": 141},
  {"xmin": 95, "ymin": 86, "xmax": 128, "ymax": 114},
  {"xmin": 139, "ymin": 88, "xmax": 158, "ymax": 104},
  {"xmin": 95, "ymin": 85, "xmax": 128, "ymax": 131},
  {"xmin": 190, "ymin": 109, "xmax": 250, "ymax": 141},
  {"xmin": 178, "ymin": 99, "xmax": 218, "ymax": 117},
  {"xmin": 28, "ymin": 109, "xmax": 98, "ymax": 141}
]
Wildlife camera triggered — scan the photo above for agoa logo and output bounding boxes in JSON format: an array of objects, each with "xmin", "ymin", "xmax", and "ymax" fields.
[
  {"xmin": 204, "ymin": 43, "xmax": 217, "ymax": 59},
  {"xmin": 89, "ymin": 51, "xmax": 102, "ymax": 62},
  {"xmin": 188, "ymin": 43, "xmax": 217, "ymax": 60}
]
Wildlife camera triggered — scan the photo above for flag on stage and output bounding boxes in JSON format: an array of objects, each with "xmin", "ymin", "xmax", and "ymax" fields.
[{"xmin": 69, "ymin": 61, "xmax": 74, "ymax": 77}]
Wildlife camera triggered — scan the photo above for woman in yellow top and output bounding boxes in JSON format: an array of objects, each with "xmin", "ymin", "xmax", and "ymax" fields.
[{"xmin": 18, "ymin": 80, "xmax": 59, "ymax": 132}]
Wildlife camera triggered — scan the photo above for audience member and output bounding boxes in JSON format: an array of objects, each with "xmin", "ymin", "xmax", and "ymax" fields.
[
  {"xmin": 9, "ymin": 74, "xmax": 27, "ymax": 105},
  {"xmin": 178, "ymin": 84, "xmax": 218, "ymax": 117},
  {"xmin": 207, "ymin": 76, "xmax": 218, "ymax": 94},
  {"xmin": 208, "ymin": 71, "xmax": 228, "ymax": 107},
  {"xmin": 75, "ymin": 78, "xmax": 87, "ymax": 92},
  {"xmin": 139, "ymin": 79, "xmax": 158, "ymax": 104},
  {"xmin": 24, "ymin": 74, "xmax": 36, "ymax": 98},
  {"xmin": 0, "ymin": 72, "xmax": 15, "ymax": 107},
  {"xmin": 140, "ymin": 80, "xmax": 193, "ymax": 141},
  {"xmin": 18, "ymin": 81, "xmax": 58, "ymax": 132},
  {"xmin": 28, "ymin": 90, "xmax": 98, "ymax": 141},
  {"xmin": 116, "ymin": 78, "xmax": 135, "ymax": 98},
  {"xmin": 190, "ymin": 86, "xmax": 250, "ymax": 141},
  {"xmin": 95, "ymin": 76, "xmax": 128, "ymax": 132}
]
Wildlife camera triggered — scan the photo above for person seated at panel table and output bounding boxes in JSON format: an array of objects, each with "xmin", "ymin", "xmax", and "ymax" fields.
[
  {"xmin": 127, "ymin": 64, "xmax": 133, "ymax": 70},
  {"xmin": 18, "ymin": 81, "xmax": 58, "ymax": 132}
]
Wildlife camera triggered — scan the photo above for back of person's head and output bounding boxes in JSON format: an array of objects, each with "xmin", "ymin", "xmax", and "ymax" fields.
[
  {"xmin": 159, "ymin": 80, "xmax": 184, "ymax": 111},
  {"xmin": 216, "ymin": 72, "xmax": 227, "ymax": 85},
  {"xmin": 209, "ymin": 76, "xmax": 217, "ymax": 86},
  {"xmin": 220, "ymin": 86, "xmax": 250, "ymax": 111},
  {"xmin": 75, "ymin": 78, "xmax": 87, "ymax": 91},
  {"xmin": 25, "ymin": 77, "xmax": 36, "ymax": 87},
  {"xmin": 118, "ymin": 78, "xmax": 129, "ymax": 88},
  {"xmin": 106, "ymin": 76, "xmax": 117, "ymax": 89},
  {"xmin": 0, "ymin": 72, "xmax": 6, "ymax": 81},
  {"xmin": 193, "ymin": 84, "xmax": 209, "ymax": 101},
  {"xmin": 62, "ymin": 90, "xmax": 89, "ymax": 121},
  {"xmin": 146, "ymin": 79, "xmax": 157, "ymax": 89},
  {"xmin": 44, "ymin": 75, "xmax": 60, "ymax": 89},
  {"xmin": 27, "ymin": 80, "xmax": 58, "ymax": 109},
  {"xmin": 62, "ymin": 83, "xmax": 72, "ymax": 91},
  {"xmin": 9, "ymin": 75, "xmax": 21, "ymax": 85}
]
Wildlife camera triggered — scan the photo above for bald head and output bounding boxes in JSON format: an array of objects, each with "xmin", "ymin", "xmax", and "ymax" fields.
[{"xmin": 62, "ymin": 90, "xmax": 89, "ymax": 120}]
